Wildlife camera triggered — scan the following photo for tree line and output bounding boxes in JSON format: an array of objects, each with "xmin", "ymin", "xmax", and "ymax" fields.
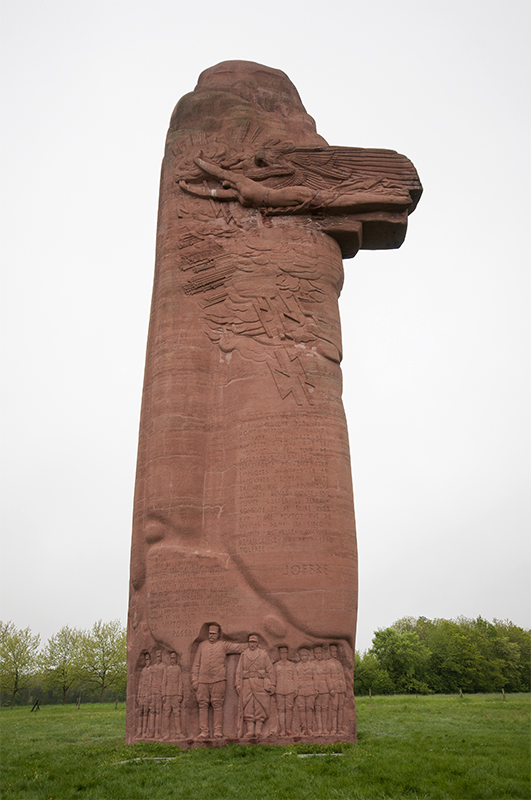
[
  {"xmin": 0, "ymin": 620, "xmax": 126, "ymax": 708},
  {"xmin": 354, "ymin": 616, "xmax": 530, "ymax": 696},
  {"xmin": 2, "ymin": 616, "xmax": 529, "ymax": 707}
]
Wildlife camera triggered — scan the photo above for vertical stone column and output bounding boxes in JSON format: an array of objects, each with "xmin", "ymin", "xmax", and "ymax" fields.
[{"xmin": 126, "ymin": 59, "xmax": 421, "ymax": 747}]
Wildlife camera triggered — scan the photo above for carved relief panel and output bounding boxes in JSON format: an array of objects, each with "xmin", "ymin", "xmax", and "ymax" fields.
[{"xmin": 132, "ymin": 633, "xmax": 354, "ymax": 744}]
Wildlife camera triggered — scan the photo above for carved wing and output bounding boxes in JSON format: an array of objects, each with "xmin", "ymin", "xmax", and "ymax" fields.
[{"xmin": 263, "ymin": 146, "xmax": 423, "ymax": 212}]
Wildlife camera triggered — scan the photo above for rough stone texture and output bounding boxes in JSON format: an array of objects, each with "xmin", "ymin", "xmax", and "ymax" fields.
[{"xmin": 126, "ymin": 60, "xmax": 422, "ymax": 747}]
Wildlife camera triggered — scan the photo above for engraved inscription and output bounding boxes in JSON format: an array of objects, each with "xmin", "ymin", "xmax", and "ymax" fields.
[
  {"xmin": 284, "ymin": 563, "xmax": 329, "ymax": 576},
  {"xmin": 236, "ymin": 413, "xmax": 334, "ymax": 552},
  {"xmin": 146, "ymin": 551, "xmax": 244, "ymax": 639}
]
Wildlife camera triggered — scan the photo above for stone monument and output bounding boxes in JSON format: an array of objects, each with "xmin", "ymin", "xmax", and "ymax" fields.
[{"xmin": 126, "ymin": 60, "xmax": 422, "ymax": 747}]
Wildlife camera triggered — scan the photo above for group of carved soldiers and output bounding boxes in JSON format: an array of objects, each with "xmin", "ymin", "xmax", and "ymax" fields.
[
  {"xmin": 135, "ymin": 649, "xmax": 183, "ymax": 740},
  {"xmin": 274, "ymin": 643, "xmax": 347, "ymax": 738},
  {"xmin": 136, "ymin": 624, "xmax": 347, "ymax": 740}
]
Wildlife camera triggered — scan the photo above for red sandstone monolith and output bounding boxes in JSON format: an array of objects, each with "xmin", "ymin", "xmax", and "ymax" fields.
[{"xmin": 126, "ymin": 60, "xmax": 422, "ymax": 747}]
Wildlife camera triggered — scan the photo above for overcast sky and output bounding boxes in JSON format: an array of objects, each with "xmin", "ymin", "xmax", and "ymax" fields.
[{"xmin": 1, "ymin": 0, "xmax": 529, "ymax": 654}]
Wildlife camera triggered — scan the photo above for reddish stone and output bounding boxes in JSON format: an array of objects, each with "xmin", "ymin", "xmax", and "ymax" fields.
[{"xmin": 126, "ymin": 60, "xmax": 421, "ymax": 747}]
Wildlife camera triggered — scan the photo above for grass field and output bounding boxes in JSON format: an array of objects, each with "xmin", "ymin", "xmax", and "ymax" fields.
[{"xmin": 1, "ymin": 694, "xmax": 529, "ymax": 799}]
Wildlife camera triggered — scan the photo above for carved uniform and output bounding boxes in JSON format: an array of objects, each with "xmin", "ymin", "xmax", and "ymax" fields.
[
  {"xmin": 150, "ymin": 660, "xmax": 165, "ymax": 713},
  {"xmin": 192, "ymin": 639, "xmax": 245, "ymax": 685},
  {"xmin": 328, "ymin": 657, "xmax": 346, "ymax": 693},
  {"xmin": 136, "ymin": 663, "xmax": 152, "ymax": 737},
  {"xmin": 275, "ymin": 658, "xmax": 297, "ymax": 696},
  {"xmin": 163, "ymin": 663, "xmax": 183, "ymax": 711},
  {"xmin": 162, "ymin": 663, "xmax": 183, "ymax": 738},
  {"xmin": 192, "ymin": 639, "xmax": 245, "ymax": 737},
  {"xmin": 296, "ymin": 660, "xmax": 316, "ymax": 698},
  {"xmin": 327, "ymin": 656, "xmax": 347, "ymax": 733},
  {"xmin": 137, "ymin": 665, "xmax": 152, "ymax": 709},
  {"xmin": 312, "ymin": 657, "xmax": 333, "ymax": 734},
  {"xmin": 274, "ymin": 657, "xmax": 297, "ymax": 735},
  {"xmin": 295, "ymin": 658, "xmax": 316, "ymax": 735},
  {"xmin": 235, "ymin": 647, "xmax": 275, "ymax": 728},
  {"xmin": 312, "ymin": 659, "xmax": 333, "ymax": 704}
]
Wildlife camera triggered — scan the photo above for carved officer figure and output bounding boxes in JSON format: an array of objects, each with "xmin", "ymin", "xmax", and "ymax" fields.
[{"xmin": 191, "ymin": 624, "xmax": 245, "ymax": 739}]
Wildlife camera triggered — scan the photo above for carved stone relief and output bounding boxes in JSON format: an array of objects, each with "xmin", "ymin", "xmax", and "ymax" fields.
[
  {"xmin": 133, "ymin": 633, "xmax": 353, "ymax": 744},
  {"xmin": 126, "ymin": 60, "xmax": 421, "ymax": 747}
]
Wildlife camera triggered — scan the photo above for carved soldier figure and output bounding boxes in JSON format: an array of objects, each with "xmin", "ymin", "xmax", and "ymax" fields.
[
  {"xmin": 235, "ymin": 634, "xmax": 275, "ymax": 739},
  {"xmin": 162, "ymin": 651, "xmax": 184, "ymax": 740},
  {"xmin": 149, "ymin": 648, "xmax": 166, "ymax": 739},
  {"xmin": 136, "ymin": 652, "xmax": 152, "ymax": 738},
  {"xmin": 295, "ymin": 648, "xmax": 316, "ymax": 736},
  {"xmin": 273, "ymin": 645, "xmax": 297, "ymax": 737},
  {"xmin": 327, "ymin": 644, "xmax": 347, "ymax": 736},
  {"xmin": 191, "ymin": 624, "xmax": 246, "ymax": 739},
  {"xmin": 311, "ymin": 645, "xmax": 333, "ymax": 736}
]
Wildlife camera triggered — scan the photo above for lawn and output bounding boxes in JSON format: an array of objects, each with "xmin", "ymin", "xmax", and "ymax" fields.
[{"xmin": 1, "ymin": 694, "xmax": 529, "ymax": 799}]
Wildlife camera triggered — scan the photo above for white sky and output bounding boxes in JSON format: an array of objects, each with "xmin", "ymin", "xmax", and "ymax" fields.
[{"xmin": 1, "ymin": 0, "xmax": 529, "ymax": 655}]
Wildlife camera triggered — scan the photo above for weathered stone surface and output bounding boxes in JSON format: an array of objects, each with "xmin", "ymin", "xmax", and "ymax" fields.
[{"xmin": 126, "ymin": 60, "xmax": 421, "ymax": 747}]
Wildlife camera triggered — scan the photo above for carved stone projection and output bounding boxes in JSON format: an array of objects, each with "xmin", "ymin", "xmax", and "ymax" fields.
[{"xmin": 126, "ymin": 60, "xmax": 422, "ymax": 747}]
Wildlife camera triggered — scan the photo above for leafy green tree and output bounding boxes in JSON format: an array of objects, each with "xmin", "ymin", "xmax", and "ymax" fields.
[
  {"xmin": 386, "ymin": 616, "xmax": 531, "ymax": 694},
  {"xmin": 450, "ymin": 617, "xmax": 508, "ymax": 692},
  {"xmin": 39, "ymin": 626, "xmax": 84, "ymax": 704},
  {"xmin": 439, "ymin": 622, "xmax": 487, "ymax": 692},
  {"xmin": 391, "ymin": 616, "xmax": 419, "ymax": 635},
  {"xmin": 79, "ymin": 620, "xmax": 126, "ymax": 702},
  {"xmin": 492, "ymin": 619, "xmax": 531, "ymax": 692},
  {"xmin": 354, "ymin": 650, "xmax": 394, "ymax": 695},
  {"xmin": 0, "ymin": 621, "xmax": 40, "ymax": 708},
  {"xmin": 370, "ymin": 627, "xmax": 430, "ymax": 694},
  {"xmin": 422, "ymin": 619, "xmax": 468, "ymax": 693}
]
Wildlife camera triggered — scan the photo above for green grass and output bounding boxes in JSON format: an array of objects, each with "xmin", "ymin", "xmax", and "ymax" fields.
[{"xmin": 1, "ymin": 694, "xmax": 529, "ymax": 799}]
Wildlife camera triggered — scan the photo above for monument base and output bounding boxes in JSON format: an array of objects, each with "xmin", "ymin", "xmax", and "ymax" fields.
[{"xmin": 129, "ymin": 733, "xmax": 357, "ymax": 749}]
